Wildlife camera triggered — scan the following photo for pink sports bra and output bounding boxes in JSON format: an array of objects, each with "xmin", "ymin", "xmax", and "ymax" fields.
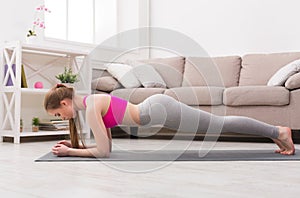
[{"xmin": 83, "ymin": 95, "xmax": 128, "ymax": 128}]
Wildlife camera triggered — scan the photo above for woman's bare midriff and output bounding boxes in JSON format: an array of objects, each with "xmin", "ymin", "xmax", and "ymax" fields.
[
  {"xmin": 95, "ymin": 94, "xmax": 140, "ymax": 126},
  {"xmin": 121, "ymin": 103, "xmax": 140, "ymax": 126}
]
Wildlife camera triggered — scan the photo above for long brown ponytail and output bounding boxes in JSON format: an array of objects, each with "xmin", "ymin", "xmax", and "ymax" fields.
[
  {"xmin": 44, "ymin": 84, "xmax": 85, "ymax": 149},
  {"xmin": 69, "ymin": 113, "xmax": 86, "ymax": 149},
  {"xmin": 69, "ymin": 118, "xmax": 79, "ymax": 148}
]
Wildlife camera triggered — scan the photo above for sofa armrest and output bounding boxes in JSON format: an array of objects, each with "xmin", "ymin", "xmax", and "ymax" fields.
[{"xmin": 289, "ymin": 89, "xmax": 300, "ymax": 129}]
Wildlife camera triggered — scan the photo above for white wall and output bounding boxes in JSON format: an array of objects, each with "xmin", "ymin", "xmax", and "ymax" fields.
[
  {"xmin": 0, "ymin": 0, "xmax": 43, "ymax": 43},
  {"xmin": 3, "ymin": 0, "xmax": 300, "ymax": 57},
  {"xmin": 117, "ymin": 0, "xmax": 139, "ymax": 33},
  {"xmin": 0, "ymin": 0, "xmax": 142, "ymax": 53},
  {"xmin": 150, "ymin": 0, "xmax": 300, "ymax": 57}
]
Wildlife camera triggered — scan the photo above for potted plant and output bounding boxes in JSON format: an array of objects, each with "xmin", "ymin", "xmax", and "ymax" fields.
[
  {"xmin": 32, "ymin": 117, "xmax": 40, "ymax": 132},
  {"xmin": 55, "ymin": 67, "xmax": 79, "ymax": 86}
]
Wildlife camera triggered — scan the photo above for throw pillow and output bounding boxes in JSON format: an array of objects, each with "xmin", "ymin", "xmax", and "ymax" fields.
[
  {"xmin": 267, "ymin": 59, "xmax": 300, "ymax": 86},
  {"xmin": 91, "ymin": 76, "xmax": 122, "ymax": 92},
  {"xmin": 130, "ymin": 62, "xmax": 167, "ymax": 88},
  {"xmin": 285, "ymin": 72, "xmax": 300, "ymax": 90},
  {"xmin": 106, "ymin": 63, "xmax": 141, "ymax": 88}
]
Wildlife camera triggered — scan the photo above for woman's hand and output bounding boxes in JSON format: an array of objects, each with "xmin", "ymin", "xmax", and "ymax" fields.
[
  {"xmin": 57, "ymin": 140, "xmax": 72, "ymax": 148},
  {"xmin": 52, "ymin": 143, "xmax": 70, "ymax": 156}
]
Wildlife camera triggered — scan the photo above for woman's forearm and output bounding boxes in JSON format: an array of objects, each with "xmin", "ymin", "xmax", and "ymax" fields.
[
  {"xmin": 80, "ymin": 144, "xmax": 97, "ymax": 149},
  {"xmin": 67, "ymin": 147, "xmax": 110, "ymax": 158},
  {"xmin": 80, "ymin": 143, "xmax": 111, "ymax": 152}
]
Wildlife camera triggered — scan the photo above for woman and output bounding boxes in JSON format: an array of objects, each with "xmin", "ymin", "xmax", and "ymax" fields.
[{"xmin": 44, "ymin": 84, "xmax": 295, "ymax": 158}]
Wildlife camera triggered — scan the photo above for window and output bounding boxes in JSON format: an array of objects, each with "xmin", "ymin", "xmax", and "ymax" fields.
[{"xmin": 44, "ymin": 0, "xmax": 117, "ymax": 44}]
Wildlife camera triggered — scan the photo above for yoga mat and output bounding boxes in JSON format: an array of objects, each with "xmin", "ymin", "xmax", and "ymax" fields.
[{"xmin": 35, "ymin": 149, "xmax": 300, "ymax": 162}]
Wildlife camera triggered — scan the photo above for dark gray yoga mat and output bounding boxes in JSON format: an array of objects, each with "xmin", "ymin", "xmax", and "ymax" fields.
[{"xmin": 35, "ymin": 149, "xmax": 300, "ymax": 162}]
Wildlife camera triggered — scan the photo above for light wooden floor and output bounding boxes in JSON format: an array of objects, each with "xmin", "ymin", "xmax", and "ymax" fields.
[{"xmin": 0, "ymin": 138, "xmax": 299, "ymax": 198}]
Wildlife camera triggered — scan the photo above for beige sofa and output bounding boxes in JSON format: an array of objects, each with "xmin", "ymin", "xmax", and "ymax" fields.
[{"xmin": 92, "ymin": 52, "xmax": 300, "ymax": 140}]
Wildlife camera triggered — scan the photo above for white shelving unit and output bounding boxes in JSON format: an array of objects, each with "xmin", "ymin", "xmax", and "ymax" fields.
[{"xmin": 0, "ymin": 41, "xmax": 91, "ymax": 143}]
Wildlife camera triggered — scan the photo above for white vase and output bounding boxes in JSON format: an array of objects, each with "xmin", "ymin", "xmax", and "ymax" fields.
[
  {"xmin": 26, "ymin": 36, "xmax": 38, "ymax": 44},
  {"xmin": 61, "ymin": 83, "xmax": 75, "ymax": 88}
]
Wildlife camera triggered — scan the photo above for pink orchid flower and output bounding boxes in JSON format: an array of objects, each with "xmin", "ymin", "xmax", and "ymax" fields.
[
  {"xmin": 27, "ymin": 5, "xmax": 50, "ymax": 37},
  {"xmin": 36, "ymin": 5, "xmax": 51, "ymax": 13}
]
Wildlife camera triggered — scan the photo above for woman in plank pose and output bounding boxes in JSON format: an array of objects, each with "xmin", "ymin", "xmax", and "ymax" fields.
[{"xmin": 44, "ymin": 84, "xmax": 295, "ymax": 157}]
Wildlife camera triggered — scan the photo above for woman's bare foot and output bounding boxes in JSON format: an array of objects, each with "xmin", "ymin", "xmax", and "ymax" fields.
[
  {"xmin": 272, "ymin": 138, "xmax": 286, "ymax": 153},
  {"xmin": 275, "ymin": 126, "xmax": 295, "ymax": 155}
]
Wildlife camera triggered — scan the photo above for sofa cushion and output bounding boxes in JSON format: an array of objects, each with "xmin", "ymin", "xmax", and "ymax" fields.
[
  {"xmin": 92, "ymin": 68, "xmax": 111, "ymax": 79},
  {"xmin": 139, "ymin": 56, "xmax": 185, "ymax": 88},
  {"xmin": 285, "ymin": 72, "xmax": 300, "ymax": 90},
  {"xmin": 107, "ymin": 63, "xmax": 141, "ymax": 88},
  {"xmin": 240, "ymin": 52, "xmax": 300, "ymax": 86},
  {"xmin": 111, "ymin": 88, "xmax": 166, "ymax": 104},
  {"xmin": 223, "ymin": 86, "xmax": 289, "ymax": 106},
  {"xmin": 91, "ymin": 76, "xmax": 122, "ymax": 92},
  {"xmin": 129, "ymin": 62, "xmax": 167, "ymax": 88},
  {"xmin": 182, "ymin": 56, "xmax": 241, "ymax": 88},
  {"xmin": 164, "ymin": 86, "xmax": 224, "ymax": 105},
  {"xmin": 267, "ymin": 59, "xmax": 300, "ymax": 86}
]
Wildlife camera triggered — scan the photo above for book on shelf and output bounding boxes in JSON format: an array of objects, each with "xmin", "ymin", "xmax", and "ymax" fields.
[
  {"xmin": 4, "ymin": 64, "xmax": 15, "ymax": 86},
  {"xmin": 3, "ymin": 64, "xmax": 28, "ymax": 87},
  {"xmin": 21, "ymin": 64, "xmax": 28, "ymax": 88},
  {"xmin": 39, "ymin": 119, "xmax": 69, "ymax": 131}
]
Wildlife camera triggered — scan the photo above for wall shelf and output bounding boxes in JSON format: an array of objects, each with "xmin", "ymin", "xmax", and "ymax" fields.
[{"xmin": 0, "ymin": 41, "xmax": 92, "ymax": 143}]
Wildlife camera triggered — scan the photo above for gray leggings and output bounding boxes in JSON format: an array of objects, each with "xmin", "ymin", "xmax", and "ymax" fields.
[{"xmin": 138, "ymin": 94, "xmax": 279, "ymax": 139}]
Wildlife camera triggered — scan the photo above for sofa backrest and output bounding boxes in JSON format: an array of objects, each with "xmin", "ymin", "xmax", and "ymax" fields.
[
  {"xmin": 239, "ymin": 52, "xmax": 300, "ymax": 86},
  {"xmin": 140, "ymin": 56, "xmax": 185, "ymax": 88},
  {"xmin": 182, "ymin": 56, "xmax": 241, "ymax": 88}
]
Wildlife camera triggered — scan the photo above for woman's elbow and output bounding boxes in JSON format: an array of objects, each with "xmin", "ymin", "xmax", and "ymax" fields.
[
  {"xmin": 102, "ymin": 151, "xmax": 110, "ymax": 158},
  {"xmin": 93, "ymin": 149, "xmax": 110, "ymax": 158},
  {"xmin": 97, "ymin": 152, "xmax": 110, "ymax": 158}
]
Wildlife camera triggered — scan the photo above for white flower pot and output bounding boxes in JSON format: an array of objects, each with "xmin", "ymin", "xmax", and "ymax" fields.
[
  {"xmin": 61, "ymin": 83, "xmax": 76, "ymax": 88},
  {"xmin": 26, "ymin": 36, "xmax": 38, "ymax": 44}
]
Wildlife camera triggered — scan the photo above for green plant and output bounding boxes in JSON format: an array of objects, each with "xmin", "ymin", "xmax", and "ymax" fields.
[
  {"xmin": 32, "ymin": 117, "xmax": 40, "ymax": 126},
  {"xmin": 55, "ymin": 67, "xmax": 79, "ymax": 83}
]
